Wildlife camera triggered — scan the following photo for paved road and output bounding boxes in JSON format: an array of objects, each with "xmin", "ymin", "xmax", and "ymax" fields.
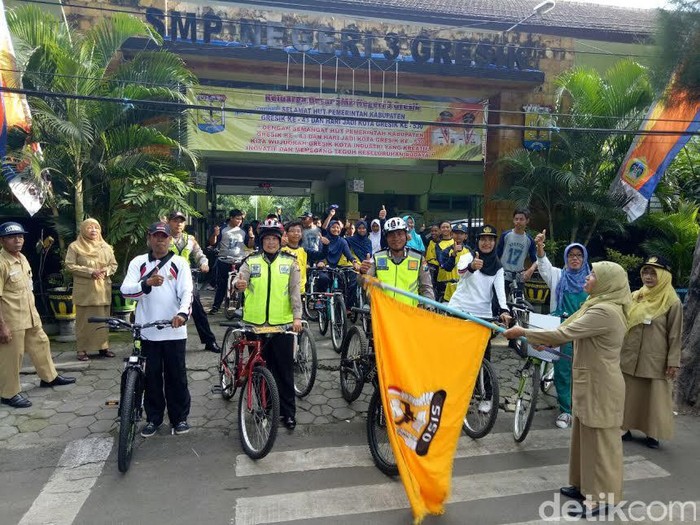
[{"xmin": 2, "ymin": 295, "xmax": 699, "ymax": 524}]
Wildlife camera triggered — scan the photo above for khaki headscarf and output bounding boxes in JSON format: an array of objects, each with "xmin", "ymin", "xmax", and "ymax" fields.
[
  {"xmin": 627, "ymin": 266, "xmax": 680, "ymax": 330},
  {"xmin": 71, "ymin": 218, "xmax": 110, "ymax": 258},
  {"xmin": 562, "ymin": 261, "xmax": 631, "ymax": 327}
]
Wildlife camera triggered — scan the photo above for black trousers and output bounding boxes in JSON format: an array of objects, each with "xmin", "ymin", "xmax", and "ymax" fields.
[
  {"xmin": 142, "ymin": 339, "xmax": 191, "ymax": 427},
  {"xmin": 191, "ymin": 287, "xmax": 216, "ymax": 346},
  {"xmin": 262, "ymin": 333, "xmax": 295, "ymax": 419},
  {"xmin": 212, "ymin": 258, "xmax": 231, "ymax": 309}
]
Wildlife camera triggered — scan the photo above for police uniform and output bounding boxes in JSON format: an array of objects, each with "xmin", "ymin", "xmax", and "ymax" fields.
[
  {"xmin": 170, "ymin": 230, "xmax": 218, "ymax": 351},
  {"xmin": 236, "ymin": 249, "xmax": 302, "ymax": 424},
  {"xmin": 0, "ymin": 222, "xmax": 74, "ymax": 408},
  {"xmin": 367, "ymin": 247, "xmax": 434, "ymax": 304}
]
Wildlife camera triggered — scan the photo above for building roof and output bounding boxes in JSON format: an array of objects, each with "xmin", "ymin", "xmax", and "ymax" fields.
[{"xmin": 232, "ymin": 0, "xmax": 658, "ymax": 42}]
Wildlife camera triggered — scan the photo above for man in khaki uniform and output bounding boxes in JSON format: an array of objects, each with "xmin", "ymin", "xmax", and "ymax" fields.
[{"xmin": 0, "ymin": 222, "xmax": 75, "ymax": 408}]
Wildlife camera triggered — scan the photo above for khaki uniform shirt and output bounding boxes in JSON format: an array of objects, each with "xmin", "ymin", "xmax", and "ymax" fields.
[
  {"xmin": 65, "ymin": 243, "xmax": 118, "ymax": 306},
  {"xmin": 524, "ymin": 303, "xmax": 627, "ymax": 429},
  {"xmin": 620, "ymin": 301, "xmax": 682, "ymax": 379},
  {"xmin": 0, "ymin": 250, "xmax": 42, "ymax": 331}
]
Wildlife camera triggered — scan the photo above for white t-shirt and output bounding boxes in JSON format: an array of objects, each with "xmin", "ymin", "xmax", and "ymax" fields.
[
  {"xmin": 447, "ymin": 253, "xmax": 508, "ymax": 318},
  {"xmin": 219, "ymin": 225, "xmax": 246, "ymax": 258}
]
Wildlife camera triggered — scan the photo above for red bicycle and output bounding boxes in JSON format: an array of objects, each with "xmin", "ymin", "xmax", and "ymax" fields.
[{"xmin": 218, "ymin": 321, "xmax": 293, "ymax": 459}]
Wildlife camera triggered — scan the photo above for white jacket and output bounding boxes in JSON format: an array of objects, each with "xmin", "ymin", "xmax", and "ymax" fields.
[{"xmin": 447, "ymin": 253, "xmax": 508, "ymax": 318}]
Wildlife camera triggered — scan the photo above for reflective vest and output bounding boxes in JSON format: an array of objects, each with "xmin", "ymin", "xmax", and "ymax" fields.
[
  {"xmin": 374, "ymin": 249, "xmax": 422, "ymax": 307},
  {"xmin": 243, "ymin": 252, "xmax": 294, "ymax": 325},
  {"xmin": 281, "ymin": 245, "xmax": 307, "ymax": 292},
  {"xmin": 170, "ymin": 233, "xmax": 193, "ymax": 263}
]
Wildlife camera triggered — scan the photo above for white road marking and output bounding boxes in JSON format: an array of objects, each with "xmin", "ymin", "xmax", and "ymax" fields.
[
  {"xmin": 233, "ymin": 455, "xmax": 669, "ymax": 525},
  {"xmin": 18, "ymin": 437, "xmax": 113, "ymax": 525},
  {"xmin": 236, "ymin": 428, "xmax": 572, "ymax": 477}
]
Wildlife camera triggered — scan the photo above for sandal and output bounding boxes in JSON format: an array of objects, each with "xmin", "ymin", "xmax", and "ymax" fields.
[
  {"xmin": 99, "ymin": 349, "xmax": 116, "ymax": 358},
  {"xmin": 77, "ymin": 352, "xmax": 90, "ymax": 362}
]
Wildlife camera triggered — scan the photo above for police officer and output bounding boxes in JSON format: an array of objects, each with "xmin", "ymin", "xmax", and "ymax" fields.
[
  {"xmin": 0, "ymin": 222, "xmax": 75, "ymax": 408},
  {"xmin": 167, "ymin": 211, "xmax": 220, "ymax": 353},
  {"xmin": 359, "ymin": 217, "xmax": 434, "ymax": 304},
  {"xmin": 234, "ymin": 218, "xmax": 302, "ymax": 430}
]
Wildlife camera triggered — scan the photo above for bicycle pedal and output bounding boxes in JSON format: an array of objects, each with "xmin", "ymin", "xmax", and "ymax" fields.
[
  {"xmin": 105, "ymin": 400, "xmax": 119, "ymax": 407},
  {"xmin": 210, "ymin": 385, "xmax": 223, "ymax": 394}
]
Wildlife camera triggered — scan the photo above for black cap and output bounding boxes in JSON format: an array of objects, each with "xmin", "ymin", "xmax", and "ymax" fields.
[
  {"xmin": 147, "ymin": 222, "xmax": 171, "ymax": 236},
  {"xmin": 451, "ymin": 223, "xmax": 468, "ymax": 234},
  {"xmin": 642, "ymin": 255, "xmax": 672, "ymax": 273},
  {"xmin": 168, "ymin": 210, "xmax": 186, "ymax": 221},
  {"xmin": 0, "ymin": 221, "xmax": 28, "ymax": 237},
  {"xmin": 300, "ymin": 211, "xmax": 313, "ymax": 218},
  {"xmin": 477, "ymin": 224, "xmax": 498, "ymax": 238}
]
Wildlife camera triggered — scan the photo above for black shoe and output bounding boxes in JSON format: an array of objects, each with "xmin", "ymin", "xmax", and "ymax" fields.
[
  {"xmin": 208, "ymin": 306, "xmax": 219, "ymax": 315},
  {"xmin": 621, "ymin": 430, "xmax": 633, "ymax": 441},
  {"xmin": 40, "ymin": 375, "xmax": 76, "ymax": 388},
  {"xmin": 205, "ymin": 341, "xmax": 221, "ymax": 353},
  {"xmin": 567, "ymin": 503, "xmax": 609, "ymax": 518},
  {"xmin": 1, "ymin": 393, "xmax": 32, "ymax": 408},
  {"xmin": 646, "ymin": 436, "xmax": 660, "ymax": 449},
  {"xmin": 560, "ymin": 486, "xmax": 585, "ymax": 501},
  {"xmin": 283, "ymin": 416, "xmax": 296, "ymax": 430}
]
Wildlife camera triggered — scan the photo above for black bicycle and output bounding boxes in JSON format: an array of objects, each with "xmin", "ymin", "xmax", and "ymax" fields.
[{"xmin": 89, "ymin": 316, "xmax": 171, "ymax": 473}]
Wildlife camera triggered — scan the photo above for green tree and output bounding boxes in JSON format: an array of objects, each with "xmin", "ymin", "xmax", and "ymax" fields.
[
  {"xmin": 499, "ymin": 59, "xmax": 654, "ymax": 245},
  {"xmin": 6, "ymin": 6, "xmax": 199, "ymax": 240},
  {"xmin": 654, "ymin": 137, "xmax": 700, "ymax": 209}
]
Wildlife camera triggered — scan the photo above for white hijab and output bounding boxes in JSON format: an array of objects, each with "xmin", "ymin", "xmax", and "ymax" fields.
[{"xmin": 369, "ymin": 219, "xmax": 383, "ymax": 254}]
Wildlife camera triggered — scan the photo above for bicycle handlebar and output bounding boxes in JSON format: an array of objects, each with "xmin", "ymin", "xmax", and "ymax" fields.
[{"xmin": 88, "ymin": 317, "xmax": 173, "ymax": 330}]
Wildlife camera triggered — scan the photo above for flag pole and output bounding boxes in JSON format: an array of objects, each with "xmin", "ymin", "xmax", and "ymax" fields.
[{"xmin": 363, "ymin": 277, "xmax": 571, "ymax": 361}]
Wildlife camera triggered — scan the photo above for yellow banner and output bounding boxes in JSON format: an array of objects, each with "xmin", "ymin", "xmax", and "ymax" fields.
[
  {"xmin": 189, "ymin": 87, "xmax": 485, "ymax": 161},
  {"xmin": 368, "ymin": 285, "xmax": 491, "ymax": 523}
]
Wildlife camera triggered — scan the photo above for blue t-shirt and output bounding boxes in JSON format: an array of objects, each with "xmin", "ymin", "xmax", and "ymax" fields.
[{"xmin": 496, "ymin": 230, "xmax": 537, "ymax": 281}]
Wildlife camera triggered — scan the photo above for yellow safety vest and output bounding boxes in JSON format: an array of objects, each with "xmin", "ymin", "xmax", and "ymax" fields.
[
  {"xmin": 243, "ymin": 252, "xmax": 294, "ymax": 325},
  {"xmin": 281, "ymin": 245, "xmax": 307, "ymax": 292},
  {"xmin": 170, "ymin": 233, "xmax": 193, "ymax": 262},
  {"xmin": 375, "ymin": 249, "xmax": 422, "ymax": 307}
]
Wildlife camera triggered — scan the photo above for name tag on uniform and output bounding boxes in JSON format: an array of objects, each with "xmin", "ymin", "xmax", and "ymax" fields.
[
  {"xmin": 408, "ymin": 260, "xmax": 419, "ymax": 270},
  {"xmin": 279, "ymin": 264, "xmax": 290, "ymax": 274},
  {"xmin": 376, "ymin": 257, "xmax": 389, "ymax": 270},
  {"xmin": 250, "ymin": 264, "xmax": 261, "ymax": 277}
]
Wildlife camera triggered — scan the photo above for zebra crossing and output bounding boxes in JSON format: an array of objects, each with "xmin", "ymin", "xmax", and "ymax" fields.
[{"xmin": 232, "ymin": 428, "xmax": 672, "ymax": 525}]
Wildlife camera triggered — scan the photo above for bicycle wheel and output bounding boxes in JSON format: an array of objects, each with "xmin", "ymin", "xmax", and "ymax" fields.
[
  {"xmin": 118, "ymin": 368, "xmax": 141, "ymax": 473},
  {"xmin": 239, "ymin": 366, "xmax": 280, "ymax": 459},
  {"xmin": 303, "ymin": 294, "xmax": 319, "ymax": 321},
  {"xmin": 462, "ymin": 359, "xmax": 499, "ymax": 439},
  {"xmin": 331, "ymin": 294, "xmax": 348, "ymax": 353},
  {"xmin": 339, "ymin": 326, "xmax": 368, "ymax": 403},
  {"xmin": 540, "ymin": 361, "xmax": 555, "ymax": 394},
  {"xmin": 224, "ymin": 290, "xmax": 242, "ymax": 320},
  {"xmin": 294, "ymin": 328, "xmax": 318, "ymax": 398},
  {"xmin": 220, "ymin": 328, "xmax": 241, "ymax": 400},
  {"xmin": 318, "ymin": 301, "xmax": 329, "ymax": 335},
  {"xmin": 513, "ymin": 360, "xmax": 540, "ymax": 443},
  {"xmin": 367, "ymin": 389, "xmax": 398, "ymax": 476},
  {"xmin": 511, "ymin": 309, "xmax": 530, "ymax": 359}
]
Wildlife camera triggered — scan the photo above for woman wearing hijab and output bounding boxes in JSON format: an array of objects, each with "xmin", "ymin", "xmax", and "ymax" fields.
[
  {"xmin": 448, "ymin": 225, "xmax": 511, "ymax": 413},
  {"xmin": 621, "ymin": 255, "xmax": 682, "ymax": 449},
  {"xmin": 504, "ymin": 262, "xmax": 631, "ymax": 518},
  {"xmin": 402, "ymin": 215, "xmax": 425, "ymax": 254},
  {"xmin": 346, "ymin": 220, "xmax": 373, "ymax": 262},
  {"xmin": 369, "ymin": 219, "xmax": 384, "ymax": 254},
  {"xmin": 316, "ymin": 219, "xmax": 360, "ymax": 307},
  {"xmin": 65, "ymin": 219, "xmax": 118, "ymax": 361},
  {"xmin": 534, "ymin": 230, "xmax": 590, "ymax": 429}
]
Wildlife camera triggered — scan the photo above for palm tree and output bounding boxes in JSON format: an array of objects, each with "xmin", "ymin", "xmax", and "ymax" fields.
[
  {"xmin": 7, "ymin": 6, "xmax": 198, "ymax": 238},
  {"xmin": 499, "ymin": 59, "xmax": 654, "ymax": 245}
]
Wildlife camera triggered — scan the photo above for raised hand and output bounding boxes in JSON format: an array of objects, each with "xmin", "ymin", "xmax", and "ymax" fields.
[
  {"xmin": 534, "ymin": 229, "xmax": 546, "ymax": 249},
  {"xmin": 360, "ymin": 252, "xmax": 373, "ymax": 274},
  {"xmin": 471, "ymin": 251, "xmax": 483, "ymax": 271},
  {"xmin": 378, "ymin": 205, "xmax": 387, "ymax": 220}
]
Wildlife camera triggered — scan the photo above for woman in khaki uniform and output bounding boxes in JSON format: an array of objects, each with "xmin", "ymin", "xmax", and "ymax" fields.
[
  {"xmin": 504, "ymin": 261, "xmax": 630, "ymax": 518},
  {"xmin": 621, "ymin": 255, "xmax": 682, "ymax": 449},
  {"xmin": 65, "ymin": 219, "xmax": 118, "ymax": 361}
]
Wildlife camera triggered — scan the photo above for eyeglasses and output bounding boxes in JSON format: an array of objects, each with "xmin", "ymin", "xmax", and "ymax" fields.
[{"xmin": 567, "ymin": 253, "xmax": 584, "ymax": 259}]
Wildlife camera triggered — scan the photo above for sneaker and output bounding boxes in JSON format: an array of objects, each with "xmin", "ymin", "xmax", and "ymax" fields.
[
  {"xmin": 478, "ymin": 400, "xmax": 492, "ymax": 413},
  {"xmin": 174, "ymin": 421, "xmax": 190, "ymax": 435},
  {"xmin": 140, "ymin": 422, "xmax": 159, "ymax": 437},
  {"xmin": 208, "ymin": 306, "xmax": 219, "ymax": 315},
  {"xmin": 556, "ymin": 413, "xmax": 573, "ymax": 429}
]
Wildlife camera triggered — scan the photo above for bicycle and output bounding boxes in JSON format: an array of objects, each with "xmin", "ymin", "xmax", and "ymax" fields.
[
  {"xmin": 88, "ymin": 316, "xmax": 172, "ymax": 473},
  {"xmin": 302, "ymin": 267, "xmax": 320, "ymax": 321},
  {"xmin": 507, "ymin": 276, "xmax": 559, "ymax": 443},
  {"xmin": 218, "ymin": 255, "xmax": 244, "ymax": 320},
  {"xmin": 339, "ymin": 316, "xmax": 373, "ymax": 403},
  {"xmin": 308, "ymin": 266, "xmax": 350, "ymax": 352},
  {"xmin": 293, "ymin": 321, "xmax": 318, "ymax": 398},
  {"xmin": 217, "ymin": 321, "xmax": 288, "ymax": 459}
]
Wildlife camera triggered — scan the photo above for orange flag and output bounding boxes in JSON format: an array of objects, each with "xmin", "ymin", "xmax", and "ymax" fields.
[{"xmin": 368, "ymin": 284, "xmax": 491, "ymax": 523}]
